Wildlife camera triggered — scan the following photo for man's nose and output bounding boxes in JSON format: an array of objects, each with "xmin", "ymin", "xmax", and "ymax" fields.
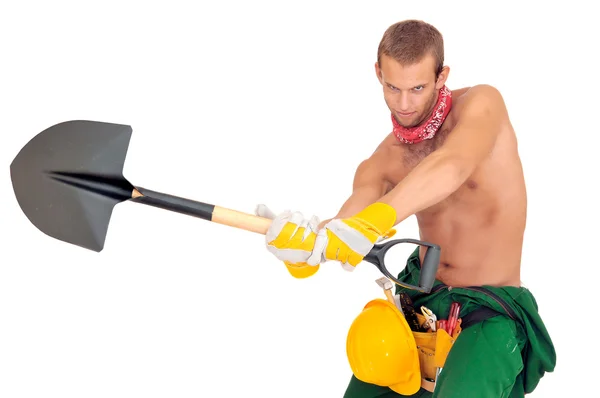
[{"xmin": 393, "ymin": 92, "xmax": 411, "ymax": 111}]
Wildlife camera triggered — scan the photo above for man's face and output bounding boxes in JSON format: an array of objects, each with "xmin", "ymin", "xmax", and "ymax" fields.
[{"xmin": 375, "ymin": 54, "xmax": 449, "ymax": 128}]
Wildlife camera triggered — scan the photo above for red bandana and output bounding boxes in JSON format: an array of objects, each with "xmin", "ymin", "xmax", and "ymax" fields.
[{"xmin": 392, "ymin": 85, "xmax": 452, "ymax": 144}]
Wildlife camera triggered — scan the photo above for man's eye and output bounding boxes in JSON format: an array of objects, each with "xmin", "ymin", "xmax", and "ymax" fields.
[{"xmin": 414, "ymin": 86, "xmax": 424, "ymax": 91}]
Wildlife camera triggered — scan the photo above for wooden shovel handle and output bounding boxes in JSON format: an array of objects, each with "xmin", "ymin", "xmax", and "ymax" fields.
[
  {"xmin": 212, "ymin": 206, "xmax": 272, "ymax": 235},
  {"xmin": 131, "ymin": 187, "xmax": 272, "ymax": 235}
]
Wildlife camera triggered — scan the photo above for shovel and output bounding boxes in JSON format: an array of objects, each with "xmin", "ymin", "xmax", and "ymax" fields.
[{"xmin": 9, "ymin": 120, "xmax": 441, "ymax": 293}]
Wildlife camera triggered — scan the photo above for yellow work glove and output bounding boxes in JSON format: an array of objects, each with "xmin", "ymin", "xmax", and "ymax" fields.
[
  {"xmin": 255, "ymin": 204, "xmax": 322, "ymax": 279},
  {"xmin": 308, "ymin": 202, "xmax": 397, "ymax": 271}
]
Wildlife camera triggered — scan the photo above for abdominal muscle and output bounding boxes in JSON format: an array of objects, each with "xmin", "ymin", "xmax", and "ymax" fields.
[{"xmin": 415, "ymin": 183, "xmax": 526, "ymax": 288}]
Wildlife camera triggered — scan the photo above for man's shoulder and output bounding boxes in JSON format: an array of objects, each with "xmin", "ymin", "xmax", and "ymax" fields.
[
  {"xmin": 455, "ymin": 84, "xmax": 505, "ymax": 101},
  {"xmin": 371, "ymin": 130, "xmax": 404, "ymax": 153},
  {"xmin": 359, "ymin": 134, "xmax": 406, "ymax": 174},
  {"xmin": 453, "ymin": 84, "xmax": 508, "ymax": 117}
]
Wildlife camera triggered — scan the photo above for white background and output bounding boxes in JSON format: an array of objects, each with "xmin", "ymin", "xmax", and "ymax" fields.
[{"xmin": 1, "ymin": 1, "xmax": 598, "ymax": 397}]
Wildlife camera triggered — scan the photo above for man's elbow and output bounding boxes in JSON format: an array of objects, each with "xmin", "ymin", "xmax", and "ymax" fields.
[{"xmin": 434, "ymin": 151, "xmax": 477, "ymax": 186}]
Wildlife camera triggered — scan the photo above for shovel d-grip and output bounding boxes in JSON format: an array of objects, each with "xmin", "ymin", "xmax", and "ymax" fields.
[{"xmin": 363, "ymin": 238, "xmax": 441, "ymax": 293}]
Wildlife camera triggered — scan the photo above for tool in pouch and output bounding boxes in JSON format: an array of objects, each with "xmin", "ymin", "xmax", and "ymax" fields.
[
  {"xmin": 420, "ymin": 306, "xmax": 437, "ymax": 331},
  {"xmin": 399, "ymin": 293, "xmax": 422, "ymax": 331},
  {"xmin": 412, "ymin": 302, "xmax": 463, "ymax": 392}
]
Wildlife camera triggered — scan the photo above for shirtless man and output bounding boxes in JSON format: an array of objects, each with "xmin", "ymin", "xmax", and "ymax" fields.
[{"xmin": 257, "ymin": 20, "xmax": 555, "ymax": 397}]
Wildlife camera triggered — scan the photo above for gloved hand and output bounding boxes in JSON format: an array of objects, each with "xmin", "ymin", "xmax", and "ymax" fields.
[
  {"xmin": 255, "ymin": 204, "xmax": 322, "ymax": 278},
  {"xmin": 308, "ymin": 202, "xmax": 397, "ymax": 271}
]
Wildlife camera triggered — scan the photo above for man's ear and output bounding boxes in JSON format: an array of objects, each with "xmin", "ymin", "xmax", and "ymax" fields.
[
  {"xmin": 374, "ymin": 62, "xmax": 383, "ymax": 84},
  {"xmin": 435, "ymin": 65, "xmax": 450, "ymax": 89}
]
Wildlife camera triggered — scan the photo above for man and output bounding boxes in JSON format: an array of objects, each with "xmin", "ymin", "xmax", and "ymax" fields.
[{"xmin": 256, "ymin": 20, "xmax": 556, "ymax": 397}]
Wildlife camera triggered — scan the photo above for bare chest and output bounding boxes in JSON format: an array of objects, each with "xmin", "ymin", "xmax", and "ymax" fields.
[
  {"xmin": 401, "ymin": 127, "xmax": 451, "ymax": 169},
  {"xmin": 387, "ymin": 124, "xmax": 482, "ymax": 215}
]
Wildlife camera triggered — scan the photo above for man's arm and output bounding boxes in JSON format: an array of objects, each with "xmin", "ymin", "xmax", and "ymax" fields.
[
  {"xmin": 318, "ymin": 147, "xmax": 394, "ymax": 228},
  {"xmin": 377, "ymin": 84, "xmax": 508, "ymax": 224}
]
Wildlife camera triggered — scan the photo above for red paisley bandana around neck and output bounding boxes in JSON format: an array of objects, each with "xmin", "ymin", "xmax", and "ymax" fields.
[{"xmin": 392, "ymin": 85, "xmax": 452, "ymax": 144}]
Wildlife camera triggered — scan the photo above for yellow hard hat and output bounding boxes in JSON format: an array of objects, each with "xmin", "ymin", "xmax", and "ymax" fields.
[{"xmin": 346, "ymin": 299, "xmax": 421, "ymax": 395}]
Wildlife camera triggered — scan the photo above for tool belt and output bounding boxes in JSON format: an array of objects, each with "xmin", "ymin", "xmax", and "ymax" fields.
[
  {"xmin": 413, "ymin": 307, "xmax": 502, "ymax": 392},
  {"xmin": 413, "ymin": 312, "xmax": 458, "ymax": 392},
  {"xmin": 346, "ymin": 295, "xmax": 504, "ymax": 395}
]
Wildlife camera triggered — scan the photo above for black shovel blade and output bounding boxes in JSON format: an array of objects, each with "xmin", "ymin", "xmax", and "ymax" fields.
[{"xmin": 10, "ymin": 120, "xmax": 135, "ymax": 252}]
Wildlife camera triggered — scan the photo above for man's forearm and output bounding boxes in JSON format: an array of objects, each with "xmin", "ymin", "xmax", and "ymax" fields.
[
  {"xmin": 319, "ymin": 153, "xmax": 467, "ymax": 229},
  {"xmin": 318, "ymin": 184, "xmax": 387, "ymax": 229},
  {"xmin": 378, "ymin": 152, "xmax": 469, "ymax": 224}
]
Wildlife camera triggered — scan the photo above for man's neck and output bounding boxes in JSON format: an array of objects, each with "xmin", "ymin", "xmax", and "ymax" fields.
[{"xmin": 392, "ymin": 86, "xmax": 452, "ymax": 145}]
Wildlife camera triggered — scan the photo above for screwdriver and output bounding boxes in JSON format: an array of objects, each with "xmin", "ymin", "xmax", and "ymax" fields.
[{"xmin": 447, "ymin": 302, "xmax": 461, "ymax": 335}]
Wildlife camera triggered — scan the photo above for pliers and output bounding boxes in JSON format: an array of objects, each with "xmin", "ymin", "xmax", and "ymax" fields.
[{"xmin": 421, "ymin": 306, "xmax": 437, "ymax": 331}]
